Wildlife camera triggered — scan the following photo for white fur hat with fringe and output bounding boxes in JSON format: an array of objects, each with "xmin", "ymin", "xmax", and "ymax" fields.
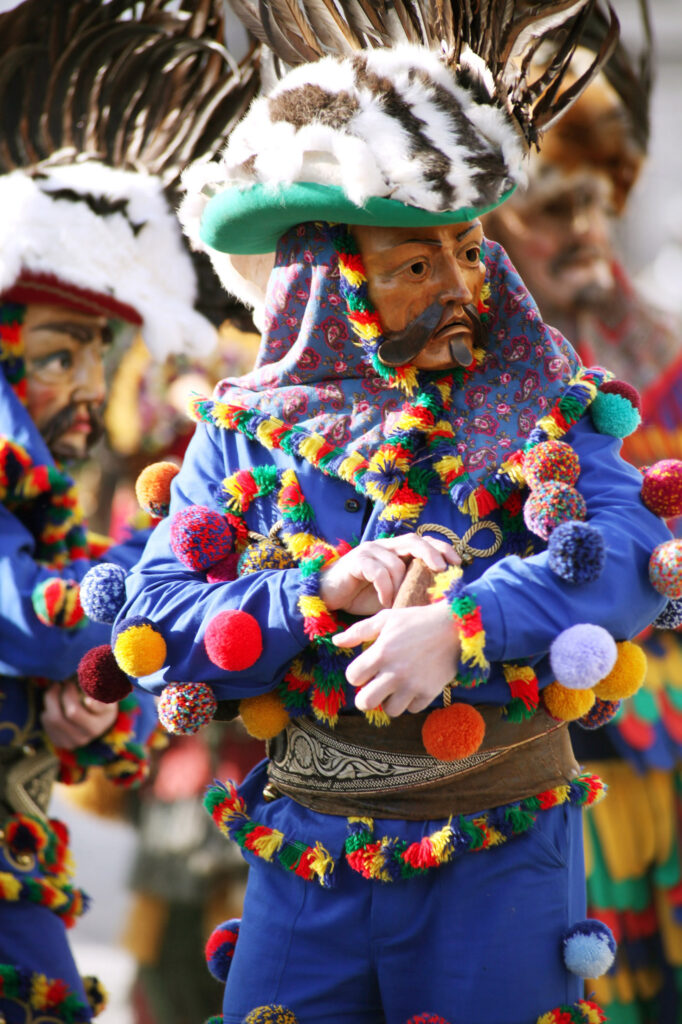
[{"xmin": 0, "ymin": 160, "xmax": 216, "ymax": 358}]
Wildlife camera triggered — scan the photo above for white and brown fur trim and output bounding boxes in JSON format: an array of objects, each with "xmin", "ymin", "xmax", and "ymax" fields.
[{"xmin": 0, "ymin": 160, "xmax": 216, "ymax": 357}]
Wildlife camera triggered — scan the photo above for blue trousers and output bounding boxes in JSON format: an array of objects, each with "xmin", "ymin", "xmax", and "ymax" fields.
[{"xmin": 223, "ymin": 803, "xmax": 585, "ymax": 1024}]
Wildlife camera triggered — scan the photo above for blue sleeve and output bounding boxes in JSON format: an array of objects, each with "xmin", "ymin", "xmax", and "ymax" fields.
[
  {"xmin": 471, "ymin": 417, "xmax": 670, "ymax": 665},
  {"xmin": 0, "ymin": 505, "xmax": 116, "ymax": 679},
  {"xmin": 119, "ymin": 423, "xmax": 309, "ymax": 699}
]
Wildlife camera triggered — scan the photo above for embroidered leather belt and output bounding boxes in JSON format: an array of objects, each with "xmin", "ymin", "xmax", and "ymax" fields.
[
  {"xmin": 266, "ymin": 708, "xmax": 579, "ymax": 819},
  {"xmin": 0, "ymin": 745, "xmax": 59, "ymax": 823}
]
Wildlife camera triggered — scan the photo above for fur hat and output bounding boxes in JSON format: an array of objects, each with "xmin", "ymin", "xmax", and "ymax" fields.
[{"xmin": 0, "ymin": 160, "xmax": 216, "ymax": 357}]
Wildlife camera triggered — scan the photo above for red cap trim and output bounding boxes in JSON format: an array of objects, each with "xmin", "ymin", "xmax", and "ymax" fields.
[{"xmin": 2, "ymin": 272, "xmax": 143, "ymax": 325}]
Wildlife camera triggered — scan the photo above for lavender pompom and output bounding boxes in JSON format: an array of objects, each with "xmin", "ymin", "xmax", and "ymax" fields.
[{"xmin": 550, "ymin": 624, "xmax": 617, "ymax": 690}]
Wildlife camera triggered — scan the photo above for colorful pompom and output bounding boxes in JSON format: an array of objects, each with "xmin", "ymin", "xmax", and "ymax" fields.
[
  {"xmin": 78, "ymin": 644, "xmax": 132, "ymax": 703},
  {"xmin": 205, "ymin": 918, "xmax": 240, "ymax": 982},
  {"xmin": 206, "ymin": 552, "xmax": 241, "ymax": 584},
  {"xmin": 158, "ymin": 682, "xmax": 217, "ymax": 735},
  {"xmin": 562, "ymin": 919, "xmax": 616, "ymax": 978},
  {"xmin": 239, "ymin": 541, "xmax": 297, "ymax": 575},
  {"xmin": 593, "ymin": 641, "xmax": 646, "ymax": 701},
  {"xmin": 543, "ymin": 682, "xmax": 595, "ymax": 721},
  {"xmin": 524, "ymin": 440, "xmax": 580, "ymax": 491},
  {"xmin": 135, "ymin": 461, "xmax": 179, "ymax": 518},
  {"xmin": 405, "ymin": 1016, "xmax": 451, "ymax": 1024},
  {"xmin": 31, "ymin": 577, "xmax": 85, "ymax": 630},
  {"xmin": 550, "ymin": 624, "xmax": 617, "ymax": 690},
  {"xmin": 239, "ymin": 692, "xmax": 290, "ymax": 740},
  {"xmin": 654, "ymin": 597, "xmax": 682, "ymax": 629},
  {"xmin": 82, "ymin": 976, "xmax": 108, "ymax": 1016},
  {"xmin": 421, "ymin": 703, "xmax": 486, "ymax": 761},
  {"xmin": 641, "ymin": 460, "xmax": 682, "ymax": 519},
  {"xmin": 649, "ymin": 539, "xmax": 682, "ymax": 599},
  {"xmin": 576, "ymin": 697, "xmax": 621, "ymax": 730},
  {"xmin": 537, "ymin": 999, "xmax": 606, "ymax": 1024},
  {"xmin": 169, "ymin": 505, "xmax": 235, "ymax": 571},
  {"xmin": 241, "ymin": 1008, "xmax": 299, "ymax": 1024},
  {"xmin": 547, "ymin": 521, "xmax": 605, "ymax": 585},
  {"xmin": 112, "ymin": 616, "xmax": 167, "ymax": 677},
  {"xmin": 590, "ymin": 380, "xmax": 641, "ymax": 438},
  {"xmin": 523, "ymin": 481, "xmax": 587, "ymax": 541},
  {"xmin": 80, "ymin": 563, "xmax": 127, "ymax": 623},
  {"xmin": 204, "ymin": 610, "xmax": 263, "ymax": 671}
]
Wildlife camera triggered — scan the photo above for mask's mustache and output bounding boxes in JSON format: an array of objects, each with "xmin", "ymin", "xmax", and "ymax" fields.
[
  {"xmin": 41, "ymin": 402, "xmax": 105, "ymax": 455},
  {"xmin": 377, "ymin": 302, "xmax": 487, "ymax": 367}
]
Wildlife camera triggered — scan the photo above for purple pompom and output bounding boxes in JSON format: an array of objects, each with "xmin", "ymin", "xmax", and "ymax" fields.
[
  {"xmin": 80, "ymin": 563, "xmax": 127, "ymax": 623},
  {"xmin": 550, "ymin": 624, "xmax": 617, "ymax": 689},
  {"xmin": 547, "ymin": 521, "xmax": 605, "ymax": 585}
]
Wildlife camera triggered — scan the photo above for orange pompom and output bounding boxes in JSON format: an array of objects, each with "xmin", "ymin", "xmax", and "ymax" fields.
[
  {"xmin": 239, "ymin": 692, "xmax": 290, "ymax": 740},
  {"xmin": 421, "ymin": 703, "xmax": 485, "ymax": 762},
  {"xmin": 135, "ymin": 461, "xmax": 180, "ymax": 518},
  {"xmin": 543, "ymin": 682, "xmax": 595, "ymax": 721},
  {"xmin": 594, "ymin": 641, "xmax": 647, "ymax": 701}
]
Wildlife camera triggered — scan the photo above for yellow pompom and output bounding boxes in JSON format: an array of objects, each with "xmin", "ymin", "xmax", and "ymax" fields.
[
  {"xmin": 543, "ymin": 682, "xmax": 595, "ymax": 721},
  {"xmin": 113, "ymin": 620, "xmax": 167, "ymax": 677},
  {"xmin": 239, "ymin": 692, "xmax": 290, "ymax": 740},
  {"xmin": 594, "ymin": 641, "xmax": 647, "ymax": 701}
]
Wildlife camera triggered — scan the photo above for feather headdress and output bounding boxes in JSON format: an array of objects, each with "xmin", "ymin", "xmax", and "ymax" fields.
[
  {"xmin": 0, "ymin": 0, "xmax": 260, "ymax": 356},
  {"xmin": 181, "ymin": 0, "xmax": 618, "ymax": 322}
]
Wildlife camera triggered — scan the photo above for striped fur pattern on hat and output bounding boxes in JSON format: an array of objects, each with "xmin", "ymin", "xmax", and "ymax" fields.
[{"xmin": 196, "ymin": 46, "xmax": 524, "ymax": 216}]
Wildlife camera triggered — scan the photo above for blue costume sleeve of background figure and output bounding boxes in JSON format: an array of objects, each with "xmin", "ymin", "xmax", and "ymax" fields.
[
  {"xmin": 119, "ymin": 422, "xmax": 309, "ymax": 698},
  {"xmin": 470, "ymin": 417, "xmax": 670, "ymax": 666}
]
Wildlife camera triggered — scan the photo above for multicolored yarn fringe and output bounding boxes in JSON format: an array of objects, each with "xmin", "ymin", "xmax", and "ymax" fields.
[
  {"xmin": 0, "ymin": 871, "xmax": 88, "ymax": 928},
  {"xmin": 333, "ymin": 224, "xmax": 489, "ymax": 398},
  {"xmin": 205, "ymin": 772, "xmax": 604, "ymax": 887},
  {"xmin": 0, "ymin": 965, "xmax": 95, "ymax": 1023},
  {"xmin": 3, "ymin": 814, "xmax": 73, "ymax": 886},
  {"xmin": 344, "ymin": 771, "xmax": 605, "ymax": 882},
  {"xmin": 56, "ymin": 695, "xmax": 148, "ymax": 788},
  {"xmin": 536, "ymin": 999, "xmax": 605, "ymax": 1024},
  {"xmin": 502, "ymin": 663, "xmax": 540, "ymax": 722},
  {"xmin": 431, "ymin": 566, "xmax": 489, "ymax": 688},
  {"xmin": 0, "ymin": 302, "xmax": 26, "ymax": 402},
  {"xmin": 0, "ymin": 437, "xmax": 87, "ymax": 567},
  {"xmin": 204, "ymin": 780, "xmax": 335, "ymax": 888}
]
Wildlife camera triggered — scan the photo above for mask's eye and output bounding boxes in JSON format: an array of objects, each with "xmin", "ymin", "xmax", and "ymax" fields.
[
  {"xmin": 408, "ymin": 261, "xmax": 427, "ymax": 277},
  {"xmin": 464, "ymin": 246, "xmax": 480, "ymax": 264}
]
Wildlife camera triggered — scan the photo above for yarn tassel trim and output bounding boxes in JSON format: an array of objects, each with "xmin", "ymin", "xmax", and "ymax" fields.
[
  {"xmin": 55, "ymin": 695, "xmax": 149, "ymax": 788},
  {"xmin": 204, "ymin": 780, "xmax": 335, "ymax": 888},
  {"xmin": 3, "ymin": 815, "xmax": 74, "ymax": 885},
  {"xmin": 0, "ymin": 964, "xmax": 98, "ymax": 1022},
  {"xmin": 502, "ymin": 664, "xmax": 540, "ymax": 722},
  {"xmin": 536, "ymin": 999, "xmax": 606, "ymax": 1023},
  {"xmin": 204, "ymin": 772, "xmax": 604, "ymax": 887},
  {"xmin": 0, "ymin": 871, "xmax": 88, "ymax": 927},
  {"xmin": 432, "ymin": 567, "xmax": 489, "ymax": 688}
]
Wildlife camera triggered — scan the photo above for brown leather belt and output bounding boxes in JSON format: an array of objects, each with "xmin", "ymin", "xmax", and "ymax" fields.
[{"xmin": 266, "ymin": 708, "xmax": 579, "ymax": 820}]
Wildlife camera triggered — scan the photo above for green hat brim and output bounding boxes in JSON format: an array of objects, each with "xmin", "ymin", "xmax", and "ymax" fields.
[{"xmin": 199, "ymin": 181, "xmax": 516, "ymax": 255}]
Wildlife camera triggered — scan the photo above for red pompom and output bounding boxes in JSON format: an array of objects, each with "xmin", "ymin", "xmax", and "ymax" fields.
[
  {"xmin": 204, "ymin": 610, "xmax": 263, "ymax": 671},
  {"xmin": 170, "ymin": 505, "xmax": 235, "ymax": 571},
  {"xmin": 78, "ymin": 644, "xmax": 132, "ymax": 703},
  {"xmin": 421, "ymin": 703, "xmax": 486, "ymax": 762},
  {"xmin": 600, "ymin": 379, "xmax": 641, "ymax": 411},
  {"xmin": 206, "ymin": 552, "xmax": 241, "ymax": 584},
  {"xmin": 641, "ymin": 460, "xmax": 682, "ymax": 519}
]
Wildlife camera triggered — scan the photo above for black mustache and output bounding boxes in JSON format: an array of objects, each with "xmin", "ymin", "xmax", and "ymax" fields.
[
  {"xmin": 41, "ymin": 402, "xmax": 105, "ymax": 454},
  {"xmin": 377, "ymin": 302, "xmax": 486, "ymax": 367}
]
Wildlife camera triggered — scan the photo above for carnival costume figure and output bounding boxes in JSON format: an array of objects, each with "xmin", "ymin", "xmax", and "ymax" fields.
[
  {"xmin": 110, "ymin": 3, "xmax": 682, "ymax": 1021},
  {"xmin": 0, "ymin": 1, "xmax": 258, "ymax": 1018}
]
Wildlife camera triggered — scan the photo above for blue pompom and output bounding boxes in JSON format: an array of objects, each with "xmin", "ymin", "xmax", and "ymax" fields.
[
  {"xmin": 550, "ymin": 624, "xmax": 617, "ymax": 689},
  {"xmin": 80, "ymin": 563, "xmax": 127, "ymax": 623},
  {"xmin": 563, "ymin": 919, "xmax": 616, "ymax": 977},
  {"xmin": 547, "ymin": 520, "xmax": 605, "ymax": 584},
  {"xmin": 654, "ymin": 597, "xmax": 682, "ymax": 630},
  {"xmin": 590, "ymin": 391, "xmax": 641, "ymax": 438}
]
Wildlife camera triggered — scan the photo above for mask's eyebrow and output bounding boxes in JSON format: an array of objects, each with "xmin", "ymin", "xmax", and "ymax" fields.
[
  {"xmin": 388, "ymin": 221, "xmax": 482, "ymax": 249},
  {"xmin": 456, "ymin": 220, "xmax": 481, "ymax": 241},
  {"xmin": 28, "ymin": 321, "xmax": 112, "ymax": 345}
]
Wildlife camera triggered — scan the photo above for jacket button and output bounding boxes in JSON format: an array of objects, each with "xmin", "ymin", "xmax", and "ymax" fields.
[{"xmin": 344, "ymin": 498, "xmax": 361, "ymax": 513}]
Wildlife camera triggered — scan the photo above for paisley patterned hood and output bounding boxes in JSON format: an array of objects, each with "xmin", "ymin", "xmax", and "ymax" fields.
[{"xmin": 213, "ymin": 222, "xmax": 581, "ymax": 481}]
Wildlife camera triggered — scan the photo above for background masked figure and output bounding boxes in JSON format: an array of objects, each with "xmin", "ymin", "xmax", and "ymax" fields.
[
  {"xmin": 113, "ymin": 5, "xmax": 678, "ymax": 1023},
  {"xmin": 484, "ymin": 13, "xmax": 682, "ymax": 1021},
  {"xmin": 0, "ymin": 0, "xmax": 258, "ymax": 1018}
]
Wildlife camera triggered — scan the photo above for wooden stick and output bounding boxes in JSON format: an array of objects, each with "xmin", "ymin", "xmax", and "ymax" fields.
[{"xmin": 392, "ymin": 557, "xmax": 436, "ymax": 609}]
